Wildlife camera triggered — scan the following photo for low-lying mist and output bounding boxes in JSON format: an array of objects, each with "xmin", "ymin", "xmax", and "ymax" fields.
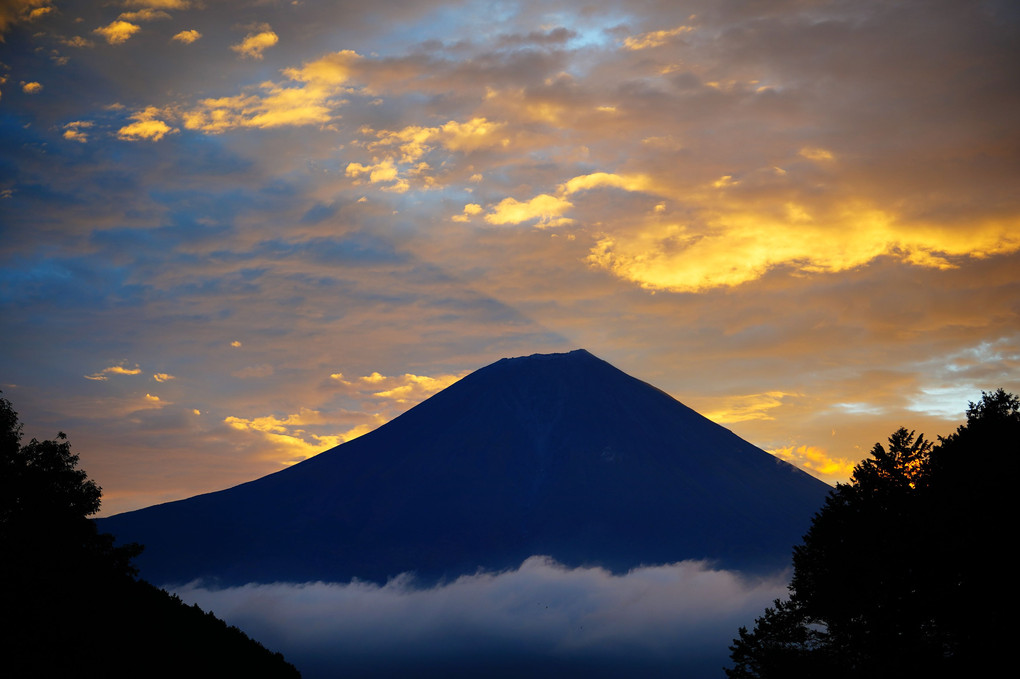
[{"xmin": 173, "ymin": 556, "xmax": 788, "ymax": 678}]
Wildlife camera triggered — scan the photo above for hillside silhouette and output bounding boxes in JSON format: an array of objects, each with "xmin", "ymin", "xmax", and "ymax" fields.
[{"xmin": 0, "ymin": 393, "xmax": 300, "ymax": 678}]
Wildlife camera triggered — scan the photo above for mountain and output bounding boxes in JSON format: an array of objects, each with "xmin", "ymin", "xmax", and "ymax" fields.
[{"xmin": 100, "ymin": 349, "xmax": 831, "ymax": 586}]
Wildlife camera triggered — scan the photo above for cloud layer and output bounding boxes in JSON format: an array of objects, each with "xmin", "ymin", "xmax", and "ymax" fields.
[
  {"xmin": 175, "ymin": 557, "xmax": 788, "ymax": 679},
  {"xmin": 0, "ymin": 0, "xmax": 1017, "ymax": 515}
]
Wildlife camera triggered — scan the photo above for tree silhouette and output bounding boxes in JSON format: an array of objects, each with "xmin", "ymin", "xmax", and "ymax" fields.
[
  {"xmin": 727, "ymin": 389, "xmax": 1018, "ymax": 678},
  {"xmin": 0, "ymin": 393, "xmax": 300, "ymax": 678}
]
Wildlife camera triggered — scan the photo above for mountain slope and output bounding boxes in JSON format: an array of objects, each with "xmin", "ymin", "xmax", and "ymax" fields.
[{"xmin": 100, "ymin": 349, "xmax": 830, "ymax": 585}]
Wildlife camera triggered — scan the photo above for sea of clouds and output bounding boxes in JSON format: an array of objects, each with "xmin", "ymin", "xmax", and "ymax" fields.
[{"xmin": 173, "ymin": 556, "xmax": 788, "ymax": 678}]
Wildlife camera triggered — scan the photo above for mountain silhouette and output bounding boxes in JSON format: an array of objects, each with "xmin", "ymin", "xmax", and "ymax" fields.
[{"xmin": 100, "ymin": 349, "xmax": 830, "ymax": 585}]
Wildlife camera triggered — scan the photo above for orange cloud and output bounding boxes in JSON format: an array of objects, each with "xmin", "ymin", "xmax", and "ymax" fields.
[
  {"xmin": 123, "ymin": 0, "xmax": 190, "ymax": 7},
  {"xmin": 172, "ymin": 29, "xmax": 201, "ymax": 44},
  {"xmin": 0, "ymin": 1, "xmax": 53, "ymax": 38},
  {"xmin": 118, "ymin": 9, "xmax": 171, "ymax": 23},
  {"xmin": 94, "ymin": 20, "xmax": 141, "ymax": 45},
  {"xmin": 231, "ymin": 25, "xmax": 278, "ymax": 60},
  {"xmin": 699, "ymin": 391, "xmax": 796, "ymax": 424},
  {"xmin": 485, "ymin": 194, "xmax": 574, "ymax": 228},
  {"xmin": 118, "ymin": 106, "xmax": 177, "ymax": 141},
  {"xmin": 63, "ymin": 121, "xmax": 92, "ymax": 142},
  {"xmin": 587, "ymin": 201, "xmax": 1020, "ymax": 292},
  {"xmin": 84, "ymin": 364, "xmax": 142, "ymax": 381},
  {"xmin": 770, "ymin": 445, "xmax": 857, "ymax": 483},
  {"xmin": 483, "ymin": 172, "xmax": 651, "ymax": 228},
  {"xmin": 452, "ymin": 203, "xmax": 483, "ymax": 222},
  {"xmin": 183, "ymin": 50, "xmax": 360, "ymax": 132},
  {"xmin": 224, "ymin": 408, "xmax": 385, "ymax": 465},
  {"xmin": 622, "ymin": 24, "xmax": 696, "ymax": 51}
]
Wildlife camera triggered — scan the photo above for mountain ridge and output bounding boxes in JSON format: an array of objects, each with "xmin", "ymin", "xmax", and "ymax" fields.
[{"xmin": 100, "ymin": 349, "xmax": 830, "ymax": 586}]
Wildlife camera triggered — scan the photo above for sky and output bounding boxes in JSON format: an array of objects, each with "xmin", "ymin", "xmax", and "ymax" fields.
[{"xmin": 2, "ymin": 0, "xmax": 1019, "ymax": 521}]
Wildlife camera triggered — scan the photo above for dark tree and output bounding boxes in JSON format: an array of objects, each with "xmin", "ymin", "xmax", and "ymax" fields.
[
  {"xmin": 728, "ymin": 390, "xmax": 1018, "ymax": 678},
  {"xmin": 0, "ymin": 394, "xmax": 300, "ymax": 678}
]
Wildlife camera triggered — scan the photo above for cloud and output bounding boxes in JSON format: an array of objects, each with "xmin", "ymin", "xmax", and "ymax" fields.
[
  {"xmin": 123, "ymin": 0, "xmax": 190, "ymax": 7},
  {"xmin": 363, "ymin": 117, "xmax": 509, "ymax": 165},
  {"xmin": 231, "ymin": 364, "xmax": 274, "ymax": 378},
  {"xmin": 331, "ymin": 370, "xmax": 465, "ymax": 405},
  {"xmin": 62, "ymin": 121, "xmax": 92, "ymax": 142},
  {"xmin": 174, "ymin": 557, "xmax": 787, "ymax": 679},
  {"xmin": 171, "ymin": 29, "xmax": 201, "ymax": 44},
  {"xmin": 559, "ymin": 172, "xmax": 651, "ymax": 196},
  {"xmin": 345, "ymin": 158, "xmax": 399, "ymax": 184},
  {"xmin": 231, "ymin": 25, "xmax": 278, "ymax": 60},
  {"xmin": 770, "ymin": 444, "xmax": 856, "ymax": 481},
  {"xmin": 117, "ymin": 106, "xmax": 177, "ymax": 141},
  {"xmin": 152, "ymin": 373, "xmax": 175, "ymax": 382},
  {"xmin": 118, "ymin": 9, "xmax": 171, "ymax": 23},
  {"xmin": 61, "ymin": 36, "xmax": 94, "ymax": 48},
  {"xmin": 622, "ymin": 24, "xmax": 696, "ymax": 51},
  {"xmin": 365, "ymin": 373, "xmax": 462, "ymax": 404},
  {"xmin": 482, "ymin": 172, "xmax": 650, "ymax": 228},
  {"xmin": 586, "ymin": 203, "xmax": 1020, "ymax": 293},
  {"xmin": 94, "ymin": 20, "xmax": 141, "ymax": 45},
  {"xmin": 452, "ymin": 203, "xmax": 482, "ymax": 222},
  {"xmin": 0, "ymin": 1, "xmax": 53, "ymax": 38},
  {"xmin": 84, "ymin": 364, "xmax": 143, "ymax": 381},
  {"xmin": 485, "ymin": 194, "xmax": 574, "ymax": 228},
  {"xmin": 223, "ymin": 408, "xmax": 378, "ymax": 465},
  {"xmin": 182, "ymin": 50, "xmax": 360, "ymax": 132},
  {"xmin": 699, "ymin": 391, "xmax": 796, "ymax": 424},
  {"xmin": 21, "ymin": 81, "xmax": 41, "ymax": 94}
]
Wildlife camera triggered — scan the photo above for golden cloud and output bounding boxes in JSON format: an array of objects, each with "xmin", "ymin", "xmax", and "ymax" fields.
[
  {"xmin": 85, "ymin": 364, "xmax": 143, "ymax": 381},
  {"xmin": 231, "ymin": 26, "xmax": 278, "ymax": 60},
  {"xmin": 117, "ymin": 106, "xmax": 176, "ymax": 141},
  {"xmin": 21, "ymin": 81, "xmax": 42, "ymax": 94},
  {"xmin": 61, "ymin": 36, "xmax": 94, "ymax": 48},
  {"xmin": 485, "ymin": 194, "xmax": 574, "ymax": 228},
  {"xmin": 622, "ymin": 24, "xmax": 695, "ymax": 51},
  {"xmin": 482, "ymin": 172, "xmax": 651, "ymax": 228},
  {"xmin": 183, "ymin": 50, "xmax": 360, "ymax": 132},
  {"xmin": 770, "ymin": 444, "xmax": 857, "ymax": 483},
  {"xmin": 587, "ymin": 200, "xmax": 1020, "ymax": 292},
  {"xmin": 0, "ymin": 1, "xmax": 52, "ymax": 38},
  {"xmin": 699, "ymin": 391, "xmax": 796, "ymax": 424},
  {"xmin": 94, "ymin": 20, "xmax": 141, "ymax": 45},
  {"xmin": 368, "ymin": 373, "xmax": 463, "ymax": 404},
  {"xmin": 123, "ymin": 0, "xmax": 190, "ymax": 7},
  {"xmin": 452, "ymin": 203, "xmax": 483, "ymax": 222},
  {"xmin": 153, "ymin": 373, "xmax": 175, "ymax": 382},
  {"xmin": 118, "ymin": 9, "xmax": 171, "ymax": 22},
  {"xmin": 224, "ymin": 408, "xmax": 385, "ymax": 465},
  {"xmin": 331, "ymin": 370, "xmax": 466, "ymax": 405},
  {"xmin": 171, "ymin": 29, "xmax": 201, "ymax": 44},
  {"xmin": 362, "ymin": 118, "xmax": 508, "ymax": 172},
  {"xmin": 346, "ymin": 159, "xmax": 399, "ymax": 184},
  {"xmin": 799, "ymin": 147, "xmax": 835, "ymax": 161},
  {"xmin": 63, "ymin": 121, "xmax": 92, "ymax": 143},
  {"xmin": 559, "ymin": 172, "xmax": 651, "ymax": 195}
]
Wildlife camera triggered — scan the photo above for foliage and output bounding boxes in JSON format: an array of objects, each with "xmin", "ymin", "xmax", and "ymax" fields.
[
  {"xmin": 727, "ymin": 389, "xmax": 1018, "ymax": 678},
  {"xmin": 0, "ymin": 393, "xmax": 300, "ymax": 678}
]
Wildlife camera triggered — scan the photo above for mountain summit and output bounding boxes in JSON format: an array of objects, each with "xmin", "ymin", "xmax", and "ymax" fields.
[{"xmin": 101, "ymin": 350, "xmax": 830, "ymax": 585}]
